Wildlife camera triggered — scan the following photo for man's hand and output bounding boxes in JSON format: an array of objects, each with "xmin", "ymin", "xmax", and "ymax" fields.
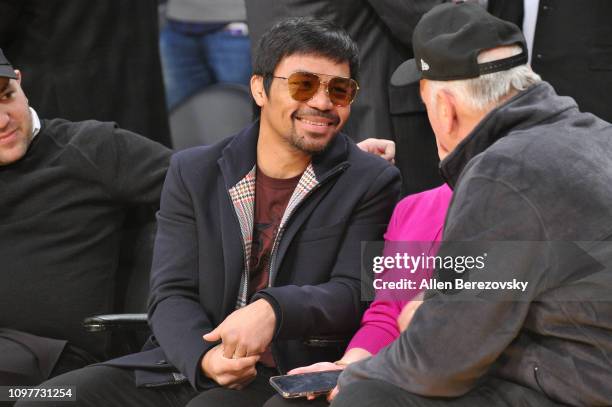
[
  {"xmin": 287, "ymin": 347, "xmax": 372, "ymax": 401},
  {"xmin": 357, "ymin": 138, "xmax": 396, "ymax": 164},
  {"xmin": 397, "ymin": 293, "xmax": 424, "ymax": 332},
  {"xmin": 288, "ymin": 362, "xmax": 344, "ymax": 401},
  {"xmin": 201, "ymin": 344, "xmax": 260, "ymax": 389},
  {"xmin": 288, "ymin": 361, "xmax": 343, "ymax": 376},
  {"xmin": 203, "ymin": 299, "xmax": 276, "ymax": 358}
]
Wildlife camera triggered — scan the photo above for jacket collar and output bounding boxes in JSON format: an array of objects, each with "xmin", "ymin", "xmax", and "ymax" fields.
[
  {"xmin": 439, "ymin": 82, "xmax": 577, "ymax": 188},
  {"xmin": 218, "ymin": 122, "xmax": 260, "ymax": 190},
  {"xmin": 310, "ymin": 128, "xmax": 350, "ymax": 180}
]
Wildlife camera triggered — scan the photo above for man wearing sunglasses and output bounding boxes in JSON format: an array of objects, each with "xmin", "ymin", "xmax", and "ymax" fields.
[{"xmin": 21, "ymin": 17, "xmax": 400, "ymax": 407}]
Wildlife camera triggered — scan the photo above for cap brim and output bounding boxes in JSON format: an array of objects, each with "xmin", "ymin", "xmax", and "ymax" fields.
[
  {"xmin": 0, "ymin": 65, "xmax": 17, "ymax": 79},
  {"xmin": 391, "ymin": 59, "xmax": 421, "ymax": 86}
]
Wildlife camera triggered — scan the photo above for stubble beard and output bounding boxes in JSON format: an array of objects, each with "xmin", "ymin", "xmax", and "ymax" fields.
[{"xmin": 288, "ymin": 122, "xmax": 335, "ymax": 156}]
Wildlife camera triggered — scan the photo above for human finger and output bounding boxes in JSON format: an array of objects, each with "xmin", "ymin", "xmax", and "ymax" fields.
[
  {"xmin": 288, "ymin": 362, "xmax": 338, "ymax": 375},
  {"xmin": 221, "ymin": 337, "xmax": 238, "ymax": 359},
  {"xmin": 327, "ymin": 385, "xmax": 339, "ymax": 402},
  {"xmin": 381, "ymin": 142, "xmax": 395, "ymax": 161},
  {"xmin": 203, "ymin": 328, "xmax": 221, "ymax": 343},
  {"xmin": 232, "ymin": 342, "xmax": 249, "ymax": 359},
  {"xmin": 229, "ymin": 354, "xmax": 260, "ymax": 371}
]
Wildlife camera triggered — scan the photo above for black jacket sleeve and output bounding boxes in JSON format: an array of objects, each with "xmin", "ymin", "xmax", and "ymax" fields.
[{"xmin": 146, "ymin": 153, "xmax": 217, "ymax": 389}]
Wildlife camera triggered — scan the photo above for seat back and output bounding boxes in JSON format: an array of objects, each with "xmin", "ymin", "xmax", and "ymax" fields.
[
  {"xmin": 104, "ymin": 211, "xmax": 157, "ymax": 358},
  {"xmin": 169, "ymin": 83, "xmax": 253, "ymax": 150},
  {"xmin": 114, "ymin": 220, "xmax": 156, "ymax": 314}
]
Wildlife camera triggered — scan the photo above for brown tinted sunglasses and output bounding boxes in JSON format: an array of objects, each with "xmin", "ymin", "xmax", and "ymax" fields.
[{"xmin": 272, "ymin": 71, "xmax": 359, "ymax": 107}]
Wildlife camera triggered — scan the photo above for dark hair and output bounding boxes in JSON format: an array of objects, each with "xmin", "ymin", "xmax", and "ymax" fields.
[{"xmin": 253, "ymin": 17, "xmax": 359, "ymax": 95}]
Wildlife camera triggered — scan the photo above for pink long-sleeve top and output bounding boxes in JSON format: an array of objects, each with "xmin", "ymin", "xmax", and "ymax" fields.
[{"xmin": 346, "ymin": 183, "xmax": 453, "ymax": 355}]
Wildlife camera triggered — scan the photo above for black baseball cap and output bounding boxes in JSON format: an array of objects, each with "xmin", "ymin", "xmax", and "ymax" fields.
[
  {"xmin": 391, "ymin": 2, "xmax": 527, "ymax": 86},
  {"xmin": 0, "ymin": 48, "xmax": 17, "ymax": 80}
]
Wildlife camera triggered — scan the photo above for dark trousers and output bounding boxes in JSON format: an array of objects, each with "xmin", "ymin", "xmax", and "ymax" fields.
[
  {"xmin": 14, "ymin": 365, "xmax": 278, "ymax": 407},
  {"xmin": 1, "ymin": 341, "xmax": 98, "ymax": 407},
  {"xmin": 0, "ymin": 341, "xmax": 95, "ymax": 387},
  {"xmin": 263, "ymin": 377, "xmax": 563, "ymax": 407}
]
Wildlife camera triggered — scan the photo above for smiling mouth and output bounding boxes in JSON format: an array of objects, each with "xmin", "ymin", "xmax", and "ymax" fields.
[
  {"xmin": 293, "ymin": 110, "xmax": 340, "ymax": 127},
  {"xmin": 0, "ymin": 129, "xmax": 17, "ymax": 141},
  {"xmin": 295, "ymin": 117, "xmax": 335, "ymax": 127}
]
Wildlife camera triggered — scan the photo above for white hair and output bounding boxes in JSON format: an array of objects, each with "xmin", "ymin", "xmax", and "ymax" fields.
[{"xmin": 428, "ymin": 45, "xmax": 542, "ymax": 112}]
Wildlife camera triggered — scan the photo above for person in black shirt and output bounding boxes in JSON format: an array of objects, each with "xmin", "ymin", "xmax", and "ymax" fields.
[{"xmin": 0, "ymin": 48, "xmax": 172, "ymax": 386}]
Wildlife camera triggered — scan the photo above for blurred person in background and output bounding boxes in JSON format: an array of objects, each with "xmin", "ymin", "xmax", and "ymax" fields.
[
  {"xmin": 160, "ymin": 0, "xmax": 252, "ymax": 111},
  {"xmin": 489, "ymin": 0, "xmax": 612, "ymax": 123},
  {"xmin": 0, "ymin": 0, "xmax": 171, "ymax": 147}
]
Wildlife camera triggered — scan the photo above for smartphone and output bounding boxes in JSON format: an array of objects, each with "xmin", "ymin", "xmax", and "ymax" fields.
[{"xmin": 269, "ymin": 370, "xmax": 342, "ymax": 399}]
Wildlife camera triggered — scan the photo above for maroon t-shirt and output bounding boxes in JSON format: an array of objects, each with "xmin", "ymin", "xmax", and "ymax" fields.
[{"xmin": 248, "ymin": 168, "xmax": 301, "ymax": 298}]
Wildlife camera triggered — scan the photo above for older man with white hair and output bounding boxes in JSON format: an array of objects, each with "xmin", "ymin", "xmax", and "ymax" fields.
[{"xmin": 330, "ymin": 2, "xmax": 612, "ymax": 406}]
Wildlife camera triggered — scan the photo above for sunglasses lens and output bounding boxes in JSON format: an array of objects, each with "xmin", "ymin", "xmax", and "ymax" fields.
[
  {"xmin": 285, "ymin": 72, "xmax": 358, "ymax": 106},
  {"xmin": 287, "ymin": 72, "xmax": 320, "ymax": 102},
  {"xmin": 328, "ymin": 77, "xmax": 358, "ymax": 106}
]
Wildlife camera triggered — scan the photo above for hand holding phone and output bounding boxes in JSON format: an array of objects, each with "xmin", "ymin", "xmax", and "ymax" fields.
[{"xmin": 269, "ymin": 370, "xmax": 343, "ymax": 399}]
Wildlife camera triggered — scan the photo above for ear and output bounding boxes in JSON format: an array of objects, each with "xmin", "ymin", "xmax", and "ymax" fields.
[
  {"xmin": 434, "ymin": 89, "xmax": 459, "ymax": 140},
  {"xmin": 250, "ymin": 75, "xmax": 267, "ymax": 107},
  {"xmin": 14, "ymin": 69, "xmax": 22, "ymax": 84}
]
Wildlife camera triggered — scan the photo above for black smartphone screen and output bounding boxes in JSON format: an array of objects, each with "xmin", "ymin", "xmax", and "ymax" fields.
[{"xmin": 269, "ymin": 370, "xmax": 342, "ymax": 398}]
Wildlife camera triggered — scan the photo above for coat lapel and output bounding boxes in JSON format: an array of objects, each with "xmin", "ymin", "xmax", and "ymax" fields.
[
  {"xmin": 218, "ymin": 123, "xmax": 258, "ymax": 311},
  {"xmin": 228, "ymin": 166, "xmax": 256, "ymax": 308}
]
